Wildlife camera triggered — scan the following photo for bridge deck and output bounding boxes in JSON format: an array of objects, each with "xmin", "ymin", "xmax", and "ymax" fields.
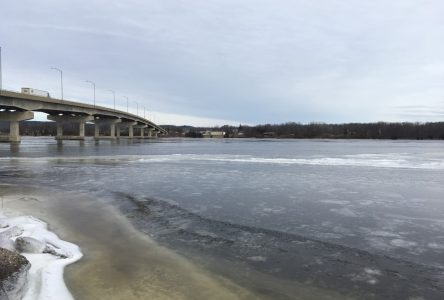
[{"xmin": 0, "ymin": 90, "xmax": 166, "ymax": 133}]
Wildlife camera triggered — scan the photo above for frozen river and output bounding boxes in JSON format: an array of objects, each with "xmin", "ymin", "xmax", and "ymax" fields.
[{"xmin": 1, "ymin": 137, "xmax": 443, "ymax": 299}]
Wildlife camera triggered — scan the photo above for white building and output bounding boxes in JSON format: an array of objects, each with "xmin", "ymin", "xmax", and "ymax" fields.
[{"xmin": 201, "ymin": 131, "xmax": 225, "ymax": 138}]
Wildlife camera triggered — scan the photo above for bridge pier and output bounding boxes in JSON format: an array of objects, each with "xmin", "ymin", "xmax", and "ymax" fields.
[
  {"xmin": 94, "ymin": 118, "xmax": 122, "ymax": 140},
  {"xmin": 129, "ymin": 125, "xmax": 134, "ymax": 138},
  {"xmin": 133, "ymin": 124, "xmax": 147, "ymax": 139},
  {"xmin": 47, "ymin": 114, "xmax": 94, "ymax": 140},
  {"xmin": 117, "ymin": 121, "xmax": 137, "ymax": 139},
  {"xmin": 0, "ymin": 111, "xmax": 34, "ymax": 143}
]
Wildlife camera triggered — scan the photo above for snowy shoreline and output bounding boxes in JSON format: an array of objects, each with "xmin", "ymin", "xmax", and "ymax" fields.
[{"xmin": 0, "ymin": 211, "xmax": 82, "ymax": 300}]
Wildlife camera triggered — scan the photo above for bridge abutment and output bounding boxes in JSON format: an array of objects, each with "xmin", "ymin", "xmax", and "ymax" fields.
[{"xmin": 0, "ymin": 111, "xmax": 34, "ymax": 143}]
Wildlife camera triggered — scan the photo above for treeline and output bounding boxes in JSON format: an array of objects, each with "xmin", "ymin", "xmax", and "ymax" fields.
[
  {"xmin": 164, "ymin": 122, "xmax": 444, "ymax": 140},
  {"xmin": 2, "ymin": 121, "xmax": 444, "ymax": 140}
]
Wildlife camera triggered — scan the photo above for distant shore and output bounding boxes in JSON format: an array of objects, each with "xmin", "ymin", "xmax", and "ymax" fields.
[
  {"xmin": 3, "ymin": 121, "xmax": 444, "ymax": 140},
  {"xmin": 165, "ymin": 121, "xmax": 444, "ymax": 139}
]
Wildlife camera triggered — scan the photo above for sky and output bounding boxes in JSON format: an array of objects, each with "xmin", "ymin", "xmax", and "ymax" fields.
[{"xmin": 1, "ymin": 0, "xmax": 444, "ymax": 126}]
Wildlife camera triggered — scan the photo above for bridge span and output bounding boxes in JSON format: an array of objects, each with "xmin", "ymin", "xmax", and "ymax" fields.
[{"xmin": 0, "ymin": 90, "xmax": 166, "ymax": 143}]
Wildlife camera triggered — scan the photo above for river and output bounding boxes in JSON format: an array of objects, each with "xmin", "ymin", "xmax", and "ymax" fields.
[{"xmin": 1, "ymin": 137, "xmax": 443, "ymax": 299}]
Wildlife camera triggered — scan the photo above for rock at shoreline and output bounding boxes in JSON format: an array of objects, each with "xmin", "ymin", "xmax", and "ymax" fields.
[
  {"xmin": 15, "ymin": 237, "xmax": 68, "ymax": 258},
  {"xmin": 0, "ymin": 248, "xmax": 30, "ymax": 300},
  {"xmin": 15, "ymin": 236, "xmax": 46, "ymax": 253},
  {"xmin": 43, "ymin": 243, "xmax": 68, "ymax": 259}
]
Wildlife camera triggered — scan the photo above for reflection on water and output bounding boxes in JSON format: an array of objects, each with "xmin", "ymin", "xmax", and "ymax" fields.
[{"xmin": 9, "ymin": 142, "xmax": 20, "ymax": 155}]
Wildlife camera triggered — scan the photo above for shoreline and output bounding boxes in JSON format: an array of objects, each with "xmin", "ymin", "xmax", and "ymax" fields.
[
  {"xmin": 0, "ymin": 185, "xmax": 350, "ymax": 300},
  {"xmin": 0, "ymin": 209, "xmax": 82, "ymax": 300},
  {"xmin": 0, "ymin": 186, "xmax": 264, "ymax": 300}
]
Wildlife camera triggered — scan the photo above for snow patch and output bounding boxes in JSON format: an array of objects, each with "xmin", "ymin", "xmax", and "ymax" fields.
[{"xmin": 0, "ymin": 213, "xmax": 83, "ymax": 300}]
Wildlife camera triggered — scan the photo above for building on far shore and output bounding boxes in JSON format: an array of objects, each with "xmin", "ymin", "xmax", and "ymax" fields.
[{"xmin": 201, "ymin": 130, "xmax": 225, "ymax": 138}]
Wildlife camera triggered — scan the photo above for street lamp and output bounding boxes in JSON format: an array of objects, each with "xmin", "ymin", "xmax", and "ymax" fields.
[
  {"xmin": 143, "ymin": 106, "xmax": 146, "ymax": 119},
  {"xmin": 123, "ymin": 96, "xmax": 129, "ymax": 113},
  {"xmin": 108, "ymin": 89, "xmax": 116, "ymax": 111},
  {"xmin": 0, "ymin": 46, "xmax": 2, "ymax": 92},
  {"xmin": 51, "ymin": 67, "xmax": 63, "ymax": 101},
  {"xmin": 85, "ymin": 80, "xmax": 96, "ymax": 107}
]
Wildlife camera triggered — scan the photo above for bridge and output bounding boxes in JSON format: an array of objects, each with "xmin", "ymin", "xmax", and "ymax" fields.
[{"xmin": 0, "ymin": 90, "xmax": 167, "ymax": 143}]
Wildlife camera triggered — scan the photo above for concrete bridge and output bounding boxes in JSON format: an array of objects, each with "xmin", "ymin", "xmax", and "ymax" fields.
[{"xmin": 0, "ymin": 90, "xmax": 167, "ymax": 143}]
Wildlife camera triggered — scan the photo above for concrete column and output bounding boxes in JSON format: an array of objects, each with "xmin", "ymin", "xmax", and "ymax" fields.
[
  {"xmin": 0, "ymin": 111, "xmax": 34, "ymax": 143},
  {"xmin": 147, "ymin": 128, "xmax": 153, "ymax": 138},
  {"xmin": 93, "ymin": 118, "xmax": 121, "ymax": 140},
  {"xmin": 9, "ymin": 121, "xmax": 20, "ymax": 143},
  {"xmin": 116, "ymin": 125, "xmax": 121, "ymax": 138},
  {"xmin": 118, "ymin": 121, "xmax": 137, "ymax": 139},
  {"xmin": 47, "ymin": 115, "xmax": 93, "ymax": 141},
  {"xmin": 94, "ymin": 124, "xmax": 100, "ymax": 138},
  {"xmin": 128, "ymin": 125, "xmax": 134, "ymax": 138},
  {"xmin": 79, "ymin": 122, "xmax": 85, "ymax": 138},
  {"xmin": 110, "ymin": 124, "xmax": 116, "ymax": 137},
  {"xmin": 133, "ymin": 125, "xmax": 147, "ymax": 139}
]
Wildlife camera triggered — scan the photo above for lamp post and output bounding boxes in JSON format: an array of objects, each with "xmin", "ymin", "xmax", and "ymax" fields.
[
  {"xmin": 51, "ymin": 67, "xmax": 63, "ymax": 101},
  {"xmin": 123, "ymin": 96, "xmax": 129, "ymax": 113},
  {"xmin": 86, "ymin": 80, "xmax": 96, "ymax": 107},
  {"xmin": 143, "ymin": 106, "xmax": 146, "ymax": 119},
  {"xmin": 108, "ymin": 89, "xmax": 116, "ymax": 111},
  {"xmin": 0, "ymin": 46, "xmax": 2, "ymax": 92}
]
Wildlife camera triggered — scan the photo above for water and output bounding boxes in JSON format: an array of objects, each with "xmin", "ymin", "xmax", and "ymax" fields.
[{"xmin": 1, "ymin": 137, "xmax": 444, "ymax": 299}]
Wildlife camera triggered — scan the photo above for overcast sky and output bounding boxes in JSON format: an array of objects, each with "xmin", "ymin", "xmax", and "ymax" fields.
[{"xmin": 1, "ymin": 0, "xmax": 444, "ymax": 126}]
